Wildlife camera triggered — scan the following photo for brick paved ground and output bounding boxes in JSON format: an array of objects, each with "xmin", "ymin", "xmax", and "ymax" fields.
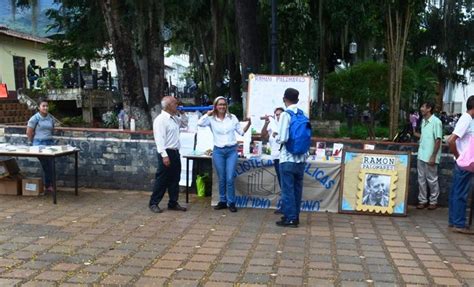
[{"xmin": 0, "ymin": 189, "xmax": 473, "ymax": 286}]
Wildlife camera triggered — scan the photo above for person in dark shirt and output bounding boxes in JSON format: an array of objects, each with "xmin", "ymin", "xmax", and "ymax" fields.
[
  {"xmin": 98, "ymin": 67, "xmax": 109, "ymax": 88},
  {"xmin": 27, "ymin": 59, "xmax": 40, "ymax": 89}
]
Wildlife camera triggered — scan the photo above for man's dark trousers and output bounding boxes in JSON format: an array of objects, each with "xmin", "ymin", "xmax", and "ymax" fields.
[
  {"xmin": 280, "ymin": 162, "xmax": 305, "ymax": 221},
  {"xmin": 149, "ymin": 149, "xmax": 181, "ymax": 207}
]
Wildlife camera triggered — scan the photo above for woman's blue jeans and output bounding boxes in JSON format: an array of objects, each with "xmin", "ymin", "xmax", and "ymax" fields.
[
  {"xmin": 212, "ymin": 145, "xmax": 238, "ymax": 205},
  {"xmin": 33, "ymin": 139, "xmax": 54, "ymax": 188}
]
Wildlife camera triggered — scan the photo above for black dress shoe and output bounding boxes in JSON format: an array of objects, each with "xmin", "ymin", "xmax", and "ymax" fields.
[
  {"xmin": 214, "ymin": 202, "xmax": 227, "ymax": 210},
  {"xmin": 168, "ymin": 203, "xmax": 187, "ymax": 211},
  {"xmin": 280, "ymin": 216, "xmax": 299, "ymax": 225},
  {"xmin": 228, "ymin": 203, "xmax": 237, "ymax": 213},
  {"xmin": 276, "ymin": 219, "xmax": 298, "ymax": 228},
  {"xmin": 149, "ymin": 205, "xmax": 163, "ymax": 213}
]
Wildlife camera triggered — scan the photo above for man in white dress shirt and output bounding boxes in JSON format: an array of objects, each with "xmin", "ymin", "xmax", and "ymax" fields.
[
  {"xmin": 149, "ymin": 96, "xmax": 188, "ymax": 213},
  {"xmin": 275, "ymin": 88, "xmax": 307, "ymax": 227}
]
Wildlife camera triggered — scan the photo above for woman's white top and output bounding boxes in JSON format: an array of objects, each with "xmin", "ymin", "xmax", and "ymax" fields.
[{"xmin": 197, "ymin": 113, "xmax": 244, "ymax": 148}]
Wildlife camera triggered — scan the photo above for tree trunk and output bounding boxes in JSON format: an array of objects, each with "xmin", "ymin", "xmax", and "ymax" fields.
[
  {"xmin": 229, "ymin": 52, "xmax": 242, "ymax": 103},
  {"xmin": 436, "ymin": 79, "xmax": 445, "ymax": 112},
  {"xmin": 235, "ymin": 0, "xmax": 260, "ymax": 90},
  {"xmin": 146, "ymin": 0, "xmax": 165, "ymax": 121},
  {"xmin": 211, "ymin": 0, "xmax": 226, "ymax": 98},
  {"xmin": 386, "ymin": 2, "xmax": 412, "ymax": 139},
  {"xmin": 99, "ymin": 0, "xmax": 151, "ymax": 130},
  {"xmin": 310, "ymin": 0, "xmax": 325, "ymax": 120},
  {"xmin": 229, "ymin": 16, "xmax": 242, "ymax": 103},
  {"xmin": 197, "ymin": 30, "xmax": 212, "ymax": 94},
  {"xmin": 10, "ymin": 0, "xmax": 16, "ymax": 21}
]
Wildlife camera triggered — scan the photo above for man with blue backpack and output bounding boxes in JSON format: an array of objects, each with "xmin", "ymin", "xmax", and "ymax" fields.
[{"xmin": 275, "ymin": 88, "xmax": 312, "ymax": 227}]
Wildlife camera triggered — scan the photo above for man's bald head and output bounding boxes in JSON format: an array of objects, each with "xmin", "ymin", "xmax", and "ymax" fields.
[
  {"xmin": 161, "ymin": 96, "xmax": 178, "ymax": 114},
  {"xmin": 161, "ymin": 96, "xmax": 176, "ymax": 108}
]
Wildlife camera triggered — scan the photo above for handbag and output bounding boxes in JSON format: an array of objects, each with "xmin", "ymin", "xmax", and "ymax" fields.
[
  {"xmin": 196, "ymin": 173, "xmax": 210, "ymax": 197},
  {"xmin": 456, "ymin": 136, "xmax": 474, "ymax": 172}
]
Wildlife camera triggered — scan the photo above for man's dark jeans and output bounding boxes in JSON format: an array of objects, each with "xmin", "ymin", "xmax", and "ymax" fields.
[
  {"xmin": 280, "ymin": 162, "xmax": 305, "ymax": 221},
  {"xmin": 33, "ymin": 139, "xmax": 54, "ymax": 188},
  {"xmin": 28, "ymin": 75, "xmax": 38, "ymax": 89},
  {"xmin": 149, "ymin": 150, "xmax": 181, "ymax": 207},
  {"xmin": 449, "ymin": 163, "xmax": 473, "ymax": 228}
]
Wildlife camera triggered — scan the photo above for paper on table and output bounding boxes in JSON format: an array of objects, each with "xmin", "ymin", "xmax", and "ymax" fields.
[
  {"xmin": 185, "ymin": 112, "xmax": 200, "ymax": 133},
  {"xmin": 195, "ymin": 126, "xmax": 214, "ymax": 153},
  {"xmin": 236, "ymin": 121, "xmax": 252, "ymax": 157},
  {"xmin": 179, "ymin": 132, "xmax": 196, "ymax": 187}
]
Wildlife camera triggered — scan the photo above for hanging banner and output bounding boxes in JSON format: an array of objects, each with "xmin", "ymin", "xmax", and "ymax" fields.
[{"xmin": 212, "ymin": 157, "xmax": 341, "ymax": 212}]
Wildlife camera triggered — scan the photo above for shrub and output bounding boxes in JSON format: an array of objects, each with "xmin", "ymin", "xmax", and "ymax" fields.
[
  {"xmin": 61, "ymin": 116, "xmax": 85, "ymax": 127},
  {"xmin": 102, "ymin": 111, "xmax": 118, "ymax": 128}
]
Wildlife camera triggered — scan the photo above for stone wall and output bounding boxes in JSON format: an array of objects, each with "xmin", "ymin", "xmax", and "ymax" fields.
[
  {"xmin": 0, "ymin": 126, "xmax": 462, "ymax": 206},
  {"xmin": 311, "ymin": 120, "xmax": 340, "ymax": 136},
  {"xmin": 312, "ymin": 137, "xmax": 458, "ymax": 207},
  {"xmin": 0, "ymin": 126, "xmax": 157, "ymax": 191}
]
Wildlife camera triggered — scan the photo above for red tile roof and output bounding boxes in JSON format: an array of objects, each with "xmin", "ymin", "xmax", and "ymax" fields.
[{"xmin": 0, "ymin": 26, "xmax": 50, "ymax": 44}]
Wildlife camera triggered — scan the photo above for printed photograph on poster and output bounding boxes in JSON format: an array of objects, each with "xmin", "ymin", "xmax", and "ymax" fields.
[
  {"xmin": 339, "ymin": 149, "xmax": 410, "ymax": 216},
  {"xmin": 356, "ymin": 170, "xmax": 398, "ymax": 214},
  {"xmin": 361, "ymin": 174, "xmax": 391, "ymax": 207}
]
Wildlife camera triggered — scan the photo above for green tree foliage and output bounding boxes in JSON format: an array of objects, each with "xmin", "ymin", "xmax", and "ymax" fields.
[
  {"xmin": 168, "ymin": 1, "xmax": 219, "ymax": 83},
  {"xmin": 326, "ymin": 62, "xmax": 388, "ymax": 105},
  {"xmin": 405, "ymin": 56, "xmax": 439, "ymax": 109},
  {"xmin": 325, "ymin": 61, "xmax": 417, "ymax": 138},
  {"xmin": 259, "ymin": 0, "xmax": 317, "ymax": 75},
  {"xmin": 14, "ymin": 0, "xmax": 472, "ymax": 133},
  {"xmin": 411, "ymin": 0, "xmax": 474, "ymax": 83},
  {"xmin": 44, "ymin": 0, "xmax": 111, "ymax": 62}
]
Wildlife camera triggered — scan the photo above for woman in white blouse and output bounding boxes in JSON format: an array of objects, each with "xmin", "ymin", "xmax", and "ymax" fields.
[{"xmin": 197, "ymin": 97, "xmax": 251, "ymax": 212}]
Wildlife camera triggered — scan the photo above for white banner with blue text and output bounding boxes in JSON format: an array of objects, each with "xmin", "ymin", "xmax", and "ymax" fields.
[{"xmin": 212, "ymin": 158, "xmax": 340, "ymax": 212}]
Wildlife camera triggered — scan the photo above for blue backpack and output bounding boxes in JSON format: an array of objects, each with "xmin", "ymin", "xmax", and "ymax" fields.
[{"xmin": 285, "ymin": 109, "xmax": 312, "ymax": 155}]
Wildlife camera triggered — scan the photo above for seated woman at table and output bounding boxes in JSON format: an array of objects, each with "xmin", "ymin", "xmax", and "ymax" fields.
[
  {"xmin": 197, "ymin": 96, "xmax": 251, "ymax": 212},
  {"xmin": 26, "ymin": 98, "xmax": 55, "ymax": 194}
]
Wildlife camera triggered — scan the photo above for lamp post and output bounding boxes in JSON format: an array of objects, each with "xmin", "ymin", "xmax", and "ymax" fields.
[
  {"xmin": 349, "ymin": 41, "xmax": 357, "ymax": 66},
  {"xmin": 199, "ymin": 54, "xmax": 205, "ymax": 100},
  {"xmin": 271, "ymin": 0, "xmax": 279, "ymax": 74}
]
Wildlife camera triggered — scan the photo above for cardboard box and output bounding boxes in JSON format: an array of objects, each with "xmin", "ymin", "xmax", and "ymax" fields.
[
  {"xmin": 22, "ymin": 178, "xmax": 43, "ymax": 196},
  {"xmin": 0, "ymin": 175, "xmax": 22, "ymax": 195},
  {"xmin": 0, "ymin": 158, "xmax": 20, "ymax": 178}
]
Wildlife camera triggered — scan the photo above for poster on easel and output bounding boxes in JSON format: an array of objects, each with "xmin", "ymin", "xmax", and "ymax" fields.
[
  {"xmin": 339, "ymin": 149, "xmax": 410, "ymax": 216},
  {"xmin": 246, "ymin": 74, "xmax": 313, "ymax": 132}
]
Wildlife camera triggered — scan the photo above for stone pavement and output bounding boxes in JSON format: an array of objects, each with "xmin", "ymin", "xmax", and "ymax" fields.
[{"xmin": 0, "ymin": 189, "xmax": 474, "ymax": 286}]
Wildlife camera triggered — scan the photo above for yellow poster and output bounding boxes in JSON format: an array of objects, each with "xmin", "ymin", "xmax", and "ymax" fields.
[{"xmin": 339, "ymin": 149, "xmax": 410, "ymax": 216}]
